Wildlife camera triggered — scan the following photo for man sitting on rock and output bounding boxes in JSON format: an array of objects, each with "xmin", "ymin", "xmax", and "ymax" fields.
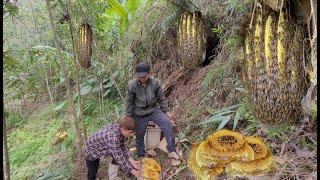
[{"xmin": 84, "ymin": 117, "xmax": 140, "ymax": 180}]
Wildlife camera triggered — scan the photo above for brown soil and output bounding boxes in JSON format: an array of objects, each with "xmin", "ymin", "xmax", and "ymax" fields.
[{"xmin": 71, "ymin": 57, "xmax": 317, "ymax": 179}]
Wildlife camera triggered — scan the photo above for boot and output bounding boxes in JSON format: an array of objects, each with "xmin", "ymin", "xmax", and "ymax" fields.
[{"xmin": 108, "ymin": 163, "xmax": 121, "ymax": 180}]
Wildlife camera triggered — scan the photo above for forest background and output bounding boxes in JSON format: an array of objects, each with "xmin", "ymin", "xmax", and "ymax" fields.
[{"xmin": 3, "ymin": 0, "xmax": 317, "ymax": 179}]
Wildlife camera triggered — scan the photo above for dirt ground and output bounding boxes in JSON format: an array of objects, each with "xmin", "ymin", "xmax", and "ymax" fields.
[{"xmin": 71, "ymin": 58, "xmax": 317, "ymax": 179}]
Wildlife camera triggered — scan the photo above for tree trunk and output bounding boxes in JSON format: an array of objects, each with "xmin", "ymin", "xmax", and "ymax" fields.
[
  {"xmin": 21, "ymin": 93, "xmax": 26, "ymax": 111},
  {"xmin": 67, "ymin": 0, "xmax": 87, "ymax": 141},
  {"xmin": 100, "ymin": 79, "xmax": 104, "ymax": 115},
  {"xmin": 3, "ymin": 115, "xmax": 11, "ymax": 180},
  {"xmin": 29, "ymin": 1, "xmax": 40, "ymax": 40},
  {"xmin": 99, "ymin": 79, "xmax": 104, "ymax": 116},
  {"xmin": 45, "ymin": 0, "xmax": 83, "ymax": 149}
]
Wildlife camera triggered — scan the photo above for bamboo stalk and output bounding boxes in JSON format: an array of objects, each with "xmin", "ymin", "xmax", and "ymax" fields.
[
  {"xmin": 100, "ymin": 79, "xmax": 104, "ymax": 115},
  {"xmin": 46, "ymin": 0, "xmax": 84, "ymax": 149},
  {"xmin": 3, "ymin": 115, "xmax": 11, "ymax": 180},
  {"xmin": 43, "ymin": 64, "xmax": 54, "ymax": 106},
  {"xmin": 67, "ymin": 0, "xmax": 87, "ymax": 141}
]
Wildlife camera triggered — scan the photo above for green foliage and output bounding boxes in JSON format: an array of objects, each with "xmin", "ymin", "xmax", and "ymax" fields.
[
  {"xmin": 107, "ymin": 0, "xmax": 129, "ymax": 33},
  {"xmin": 7, "ymin": 103, "xmax": 74, "ymax": 179},
  {"xmin": 202, "ymin": 64, "xmax": 224, "ymax": 90},
  {"xmin": 125, "ymin": 0, "xmax": 141, "ymax": 17},
  {"xmin": 36, "ymin": 169, "xmax": 65, "ymax": 180},
  {"xmin": 199, "ymin": 104, "xmax": 242, "ymax": 130},
  {"xmin": 9, "ymin": 139, "xmax": 43, "ymax": 167},
  {"xmin": 226, "ymin": 0, "xmax": 245, "ymax": 14},
  {"xmin": 298, "ymin": 136, "xmax": 316, "ymax": 149},
  {"xmin": 3, "ymin": 53, "xmax": 26, "ymax": 101},
  {"xmin": 3, "ymin": 52, "xmax": 22, "ymax": 71},
  {"xmin": 202, "ymin": 57, "xmax": 239, "ymax": 94},
  {"xmin": 93, "ymin": 0, "xmax": 147, "ymax": 41},
  {"xmin": 83, "ymin": 98, "xmax": 100, "ymax": 117},
  {"xmin": 266, "ymin": 124, "xmax": 292, "ymax": 139},
  {"xmin": 311, "ymin": 102, "xmax": 317, "ymax": 121},
  {"xmin": 6, "ymin": 111, "xmax": 26, "ymax": 131},
  {"xmin": 241, "ymin": 101, "xmax": 260, "ymax": 133},
  {"xmin": 53, "ymin": 100, "xmax": 67, "ymax": 112},
  {"xmin": 3, "ymin": 1, "xmax": 19, "ymax": 16},
  {"xmin": 211, "ymin": 25, "xmax": 224, "ymax": 38},
  {"xmin": 225, "ymin": 34, "xmax": 242, "ymax": 51},
  {"xmin": 4, "ymin": 45, "xmax": 75, "ymax": 103}
]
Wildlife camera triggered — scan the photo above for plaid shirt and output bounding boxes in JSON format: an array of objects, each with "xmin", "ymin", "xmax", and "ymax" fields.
[{"xmin": 84, "ymin": 123, "xmax": 133, "ymax": 174}]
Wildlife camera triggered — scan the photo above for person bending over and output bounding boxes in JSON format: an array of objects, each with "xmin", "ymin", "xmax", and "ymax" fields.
[{"xmin": 84, "ymin": 117, "xmax": 140, "ymax": 180}]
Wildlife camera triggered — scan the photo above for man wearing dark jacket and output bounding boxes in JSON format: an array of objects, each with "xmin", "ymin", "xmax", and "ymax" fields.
[
  {"xmin": 125, "ymin": 61, "xmax": 180, "ymax": 160},
  {"xmin": 84, "ymin": 117, "xmax": 140, "ymax": 180}
]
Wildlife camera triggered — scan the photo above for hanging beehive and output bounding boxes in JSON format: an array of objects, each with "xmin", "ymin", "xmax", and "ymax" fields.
[
  {"xmin": 243, "ymin": 9, "xmax": 308, "ymax": 125},
  {"xmin": 77, "ymin": 23, "xmax": 93, "ymax": 68},
  {"xmin": 177, "ymin": 11, "xmax": 206, "ymax": 70}
]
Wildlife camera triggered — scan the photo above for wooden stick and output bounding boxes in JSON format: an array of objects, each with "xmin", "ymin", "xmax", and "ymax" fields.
[
  {"xmin": 165, "ymin": 165, "xmax": 187, "ymax": 180},
  {"xmin": 249, "ymin": 0, "xmax": 257, "ymax": 30}
]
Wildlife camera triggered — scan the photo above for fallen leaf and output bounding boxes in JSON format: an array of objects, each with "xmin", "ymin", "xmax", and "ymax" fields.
[{"xmin": 178, "ymin": 138, "xmax": 189, "ymax": 143}]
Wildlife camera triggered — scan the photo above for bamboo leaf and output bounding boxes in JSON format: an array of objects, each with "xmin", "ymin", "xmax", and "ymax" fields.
[
  {"xmin": 92, "ymin": 86, "xmax": 100, "ymax": 93},
  {"xmin": 235, "ymin": 87, "xmax": 246, "ymax": 92},
  {"xmin": 125, "ymin": 0, "xmax": 140, "ymax": 15},
  {"xmin": 198, "ymin": 115, "xmax": 228, "ymax": 125},
  {"xmin": 80, "ymin": 85, "xmax": 92, "ymax": 95},
  {"xmin": 107, "ymin": 0, "xmax": 128, "ymax": 19},
  {"xmin": 233, "ymin": 108, "xmax": 241, "ymax": 131},
  {"xmin": 103, "ymin": 89, "xmax": 111, "ymax": 97},
  {"xmin": 210, "ymin": 104, "xmax": 241, "ymax": 115},
  {"xmin": 210, "ymin": 110, "xmax": 235, "ymax": 117},
  {"xmin": 217, "ymin": 115, "xmax": 231, "ymax": 130},
  {"xmin": 53, "ymin": 101, "xmax": 67, "ymax": 111}
]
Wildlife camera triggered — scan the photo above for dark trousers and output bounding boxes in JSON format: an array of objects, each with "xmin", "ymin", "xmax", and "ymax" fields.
[
  {"xmin": 86, "ymin": 158, "xmax": 118, "ymax": 180},
  {"xmin": 134, "ymin": 109, "xmax": 175, "ymax": 157}
]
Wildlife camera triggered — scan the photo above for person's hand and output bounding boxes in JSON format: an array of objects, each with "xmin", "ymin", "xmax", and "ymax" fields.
[
  {"xmin": 131, "ymin": 169, "xmax": 140, "ymax": 178},
  {"xmin": 129, "ymin": 157, "xmax": 140, "ymax": 170},
  {"xmin": 132, "ymin": 160, "xmax": 140, "ymax": 170}
]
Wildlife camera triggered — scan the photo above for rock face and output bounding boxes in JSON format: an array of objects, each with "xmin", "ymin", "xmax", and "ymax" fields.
[{"xmin": 263, "ymin": 0, "xmax": 310, "ymax": 23}]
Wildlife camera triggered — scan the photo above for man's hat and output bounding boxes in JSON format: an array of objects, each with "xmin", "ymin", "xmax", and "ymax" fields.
[{"xmin": 135, "ymin": 61, "xmax": 150, "ymax": 78}]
